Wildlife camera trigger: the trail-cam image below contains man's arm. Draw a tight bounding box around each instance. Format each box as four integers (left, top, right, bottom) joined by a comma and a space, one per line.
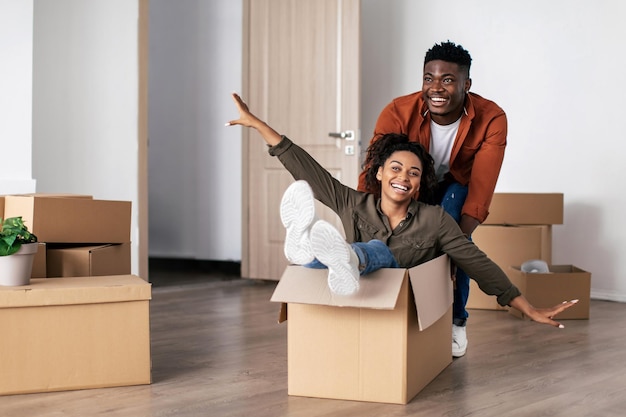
462, 112, 507, 224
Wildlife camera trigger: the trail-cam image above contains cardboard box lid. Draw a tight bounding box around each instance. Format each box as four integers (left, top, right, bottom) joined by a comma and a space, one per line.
0, 275, 151, 308
271, 255, 452, 331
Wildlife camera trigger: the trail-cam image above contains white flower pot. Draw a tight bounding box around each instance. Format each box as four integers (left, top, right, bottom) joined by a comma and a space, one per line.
0, 242, 38, 286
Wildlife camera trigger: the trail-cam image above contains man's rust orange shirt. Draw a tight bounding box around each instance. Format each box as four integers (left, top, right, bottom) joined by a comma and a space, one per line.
358, 91, 507, 223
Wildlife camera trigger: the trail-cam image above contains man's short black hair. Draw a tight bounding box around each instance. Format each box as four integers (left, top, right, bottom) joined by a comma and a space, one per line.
424, 41, 472, 76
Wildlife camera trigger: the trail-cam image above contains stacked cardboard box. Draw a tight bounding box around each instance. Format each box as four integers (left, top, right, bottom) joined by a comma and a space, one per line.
0, 275, 151, 395
467, 193, 564, 310
2, 194, 131, 278
271, 255, 453, 404
0, 194, 151, 395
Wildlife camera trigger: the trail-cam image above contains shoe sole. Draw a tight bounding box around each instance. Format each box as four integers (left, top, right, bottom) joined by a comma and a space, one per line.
280, 181, 316, 264
452, 346, 467, 358
310, 220, 359, 295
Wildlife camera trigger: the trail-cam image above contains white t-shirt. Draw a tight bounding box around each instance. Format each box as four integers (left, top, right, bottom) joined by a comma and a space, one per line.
430, 117, 462, 182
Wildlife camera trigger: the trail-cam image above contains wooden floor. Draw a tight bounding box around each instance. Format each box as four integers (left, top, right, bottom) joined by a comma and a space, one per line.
2, 261, 626, 417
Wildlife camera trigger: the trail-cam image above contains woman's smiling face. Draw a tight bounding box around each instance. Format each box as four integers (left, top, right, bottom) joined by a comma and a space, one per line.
376, 150, 422, 203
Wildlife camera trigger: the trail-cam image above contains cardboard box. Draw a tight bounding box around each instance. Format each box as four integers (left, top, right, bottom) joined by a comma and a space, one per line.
0, 275, 151, 395
46, 243, 131, 278
483, 193, 564, 225
467, 225, 552, 311
31, 242, 47, 278
3, 195, 131, 243
508, 265, 591, 320
271, 255, 453, 404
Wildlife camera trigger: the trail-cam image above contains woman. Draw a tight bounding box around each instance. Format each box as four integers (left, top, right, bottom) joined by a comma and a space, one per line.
226, 93, 576, 329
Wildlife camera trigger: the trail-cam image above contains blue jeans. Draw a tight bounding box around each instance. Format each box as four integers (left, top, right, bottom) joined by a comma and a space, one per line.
438, 181, 470, 326
304, 239, 398, 274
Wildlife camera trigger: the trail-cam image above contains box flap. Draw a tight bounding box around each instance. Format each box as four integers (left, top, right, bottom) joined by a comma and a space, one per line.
270, 265, 406, 309
0, 275, 151, 308
408, 255, 453, 331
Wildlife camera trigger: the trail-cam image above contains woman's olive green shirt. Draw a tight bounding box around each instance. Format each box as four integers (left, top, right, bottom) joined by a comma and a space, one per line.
269, 136, 521, 306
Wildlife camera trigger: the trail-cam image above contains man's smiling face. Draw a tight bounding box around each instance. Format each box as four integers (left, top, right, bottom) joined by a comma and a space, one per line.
422, 59, 471, 125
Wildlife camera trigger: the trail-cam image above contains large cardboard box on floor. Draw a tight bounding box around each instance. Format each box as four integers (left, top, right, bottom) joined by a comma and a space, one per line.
271, 255, 453, 405
468, 225, 552, 311
508, 265, 591, 320
46, 243, 131, 278
3, 195, 131, 243
0, 275, 151, 395
483, 193, 564, 225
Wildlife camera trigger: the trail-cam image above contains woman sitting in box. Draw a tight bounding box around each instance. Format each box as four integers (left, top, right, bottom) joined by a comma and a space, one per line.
225, 93, 577, 329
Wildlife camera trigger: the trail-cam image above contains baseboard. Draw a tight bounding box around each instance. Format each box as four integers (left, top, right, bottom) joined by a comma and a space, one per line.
591, 289, 626, 303
148, 258, 241, 285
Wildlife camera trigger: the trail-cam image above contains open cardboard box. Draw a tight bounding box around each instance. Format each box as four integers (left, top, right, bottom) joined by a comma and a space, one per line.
271, 255, 453, 405
0, 275, 151, 395
508, 265, 591, 320
468, 225, 552, 311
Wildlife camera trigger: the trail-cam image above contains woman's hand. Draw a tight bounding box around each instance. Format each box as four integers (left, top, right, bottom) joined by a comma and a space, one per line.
225, 93, 260, 128
509, 296, 579, 328
225, 93, 282, 146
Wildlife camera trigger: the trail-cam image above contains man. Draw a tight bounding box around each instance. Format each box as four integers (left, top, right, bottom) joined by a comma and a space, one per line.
358, 41, 507, 358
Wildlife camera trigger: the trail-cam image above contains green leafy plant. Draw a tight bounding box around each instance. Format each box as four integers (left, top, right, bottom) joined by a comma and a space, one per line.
0, 217, 38, 256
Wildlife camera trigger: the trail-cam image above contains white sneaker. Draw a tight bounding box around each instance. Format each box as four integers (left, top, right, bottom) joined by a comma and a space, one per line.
309, 220, 360, 296
280, 180, 316, 265
452, 324, 468, 358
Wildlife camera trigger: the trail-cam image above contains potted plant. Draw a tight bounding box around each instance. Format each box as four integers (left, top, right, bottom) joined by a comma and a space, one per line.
0, 216, 38, 286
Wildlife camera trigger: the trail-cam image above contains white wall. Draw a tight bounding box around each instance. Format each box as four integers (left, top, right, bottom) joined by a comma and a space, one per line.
31, 0, 141, 273
148, 0, 242, 261
361, 0, 626, 302
0, 0, 36, 194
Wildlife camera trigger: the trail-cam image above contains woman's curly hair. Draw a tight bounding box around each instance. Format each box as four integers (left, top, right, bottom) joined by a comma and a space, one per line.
362, 133, 438, 204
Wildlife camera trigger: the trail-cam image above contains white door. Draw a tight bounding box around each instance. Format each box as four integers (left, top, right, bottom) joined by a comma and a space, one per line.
242, 0, 361, 280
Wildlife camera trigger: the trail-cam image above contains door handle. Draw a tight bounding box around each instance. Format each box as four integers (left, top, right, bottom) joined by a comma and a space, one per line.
328, 130, 356, 156
328, 130, 355, 140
